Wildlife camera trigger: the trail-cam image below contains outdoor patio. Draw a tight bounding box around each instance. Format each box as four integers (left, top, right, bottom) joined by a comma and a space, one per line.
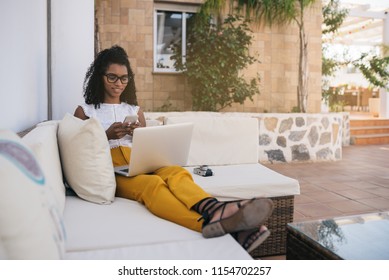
262, 142, 389, 259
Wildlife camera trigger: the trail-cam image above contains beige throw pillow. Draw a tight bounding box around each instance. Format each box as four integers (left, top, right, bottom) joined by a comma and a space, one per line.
58, 113, 116, 204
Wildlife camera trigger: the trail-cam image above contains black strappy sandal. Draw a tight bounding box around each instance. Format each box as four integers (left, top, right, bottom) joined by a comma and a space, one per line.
194, 197, 274, 238
231, 226, 271, 253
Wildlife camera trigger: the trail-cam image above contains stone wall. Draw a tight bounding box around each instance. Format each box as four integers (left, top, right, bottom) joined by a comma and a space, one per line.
342, 112, 351, 147
144, 112, 347, 164
253, 113, 343, 163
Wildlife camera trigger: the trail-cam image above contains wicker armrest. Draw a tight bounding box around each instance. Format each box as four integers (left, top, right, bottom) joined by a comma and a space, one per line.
250, 195, 294, 258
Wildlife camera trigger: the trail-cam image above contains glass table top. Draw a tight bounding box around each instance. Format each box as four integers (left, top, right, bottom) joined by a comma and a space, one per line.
288, 212, 389, 260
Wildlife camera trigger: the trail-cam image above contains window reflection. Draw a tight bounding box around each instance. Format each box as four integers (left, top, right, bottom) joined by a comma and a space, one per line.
155, 11, 193, 71
298, 219, 346, 252
317, 219, 346, 252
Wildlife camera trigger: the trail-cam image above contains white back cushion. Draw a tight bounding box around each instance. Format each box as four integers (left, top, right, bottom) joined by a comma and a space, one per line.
165, 116, 259, 166
145, 119, 163, 127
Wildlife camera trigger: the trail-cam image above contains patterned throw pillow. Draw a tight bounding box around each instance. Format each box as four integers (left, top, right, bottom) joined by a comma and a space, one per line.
0, 130, 65, 259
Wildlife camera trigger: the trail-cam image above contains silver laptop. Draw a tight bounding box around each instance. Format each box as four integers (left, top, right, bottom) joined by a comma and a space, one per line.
114, 122, 194, 177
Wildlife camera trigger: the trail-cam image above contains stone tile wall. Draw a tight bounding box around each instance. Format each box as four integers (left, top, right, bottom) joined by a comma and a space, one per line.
253, 113, 343, 163
144, 112, 348, 164
342, 112, 351, 146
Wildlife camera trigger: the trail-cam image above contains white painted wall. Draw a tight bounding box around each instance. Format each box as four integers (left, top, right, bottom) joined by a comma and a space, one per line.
0, 0, 48, 132
51, 0, 94, 120
0, 0, 94, 132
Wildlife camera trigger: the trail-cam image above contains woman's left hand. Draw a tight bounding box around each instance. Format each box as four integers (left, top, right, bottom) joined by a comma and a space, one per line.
128, 121, 142, 136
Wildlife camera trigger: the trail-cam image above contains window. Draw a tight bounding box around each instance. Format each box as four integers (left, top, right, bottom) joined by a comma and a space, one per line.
154, 9, 194, 73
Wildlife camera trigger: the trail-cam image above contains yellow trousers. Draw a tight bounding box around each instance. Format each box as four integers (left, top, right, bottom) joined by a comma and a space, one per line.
111, 146, 210, 232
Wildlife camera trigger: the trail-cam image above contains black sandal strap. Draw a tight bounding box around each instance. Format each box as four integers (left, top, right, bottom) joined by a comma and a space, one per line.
194, 198, 226, 225
193, 197, 216, 213
195, 198, 250, 226
198, 203, 226, 225
231, 229, 259, 250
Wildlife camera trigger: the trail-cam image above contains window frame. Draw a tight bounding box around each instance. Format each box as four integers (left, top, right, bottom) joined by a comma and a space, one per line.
153, 4, 197, 73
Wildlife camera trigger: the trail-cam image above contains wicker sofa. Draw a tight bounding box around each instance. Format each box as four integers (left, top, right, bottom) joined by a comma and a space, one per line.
1, 112, 299, 259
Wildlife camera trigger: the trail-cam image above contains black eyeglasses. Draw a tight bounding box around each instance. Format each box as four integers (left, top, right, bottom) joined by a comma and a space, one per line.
104, 73, 129, 84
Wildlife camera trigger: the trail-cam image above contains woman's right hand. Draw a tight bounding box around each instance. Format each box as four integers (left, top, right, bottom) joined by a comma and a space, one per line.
105, 122, 130, 140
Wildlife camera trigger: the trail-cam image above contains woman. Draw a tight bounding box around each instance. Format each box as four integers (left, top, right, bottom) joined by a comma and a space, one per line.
74, 45, 273, 253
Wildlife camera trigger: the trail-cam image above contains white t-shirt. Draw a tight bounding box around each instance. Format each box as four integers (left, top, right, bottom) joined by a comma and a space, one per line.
80, 102, 139, 148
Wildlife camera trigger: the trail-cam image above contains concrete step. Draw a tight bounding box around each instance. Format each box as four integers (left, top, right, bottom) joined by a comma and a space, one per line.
350, 118, 389, 145
350, 134, 389, 145
350, 119, 389, 127
350, 126, 389, 135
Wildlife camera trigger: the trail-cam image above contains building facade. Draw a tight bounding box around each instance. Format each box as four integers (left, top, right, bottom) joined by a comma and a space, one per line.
95, 0, 323, 113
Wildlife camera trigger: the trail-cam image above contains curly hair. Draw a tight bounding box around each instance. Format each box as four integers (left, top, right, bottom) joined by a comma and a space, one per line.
83, 45, 138, 108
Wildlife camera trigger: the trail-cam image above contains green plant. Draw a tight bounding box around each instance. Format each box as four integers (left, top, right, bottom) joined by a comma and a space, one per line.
155, 97, 180, 112
353, 52, 389, 89
322, 0, 348, 36
322, 45, 342, 77
322, 85, 347, 112
173, 14, 260, 111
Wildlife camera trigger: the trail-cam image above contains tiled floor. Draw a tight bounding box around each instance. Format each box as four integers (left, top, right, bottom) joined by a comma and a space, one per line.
261, 143, 389, 259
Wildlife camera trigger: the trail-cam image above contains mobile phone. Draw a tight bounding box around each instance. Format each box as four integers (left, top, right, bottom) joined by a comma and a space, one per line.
123, 115, 138, 124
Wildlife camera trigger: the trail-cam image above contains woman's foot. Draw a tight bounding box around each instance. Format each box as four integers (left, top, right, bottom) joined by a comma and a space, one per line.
206, 199, 250, 224
232, 225, 270, 253
193, 197, 274, 238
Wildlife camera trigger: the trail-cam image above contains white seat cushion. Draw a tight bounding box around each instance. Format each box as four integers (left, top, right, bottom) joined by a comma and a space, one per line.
63, 196, 252, 260
185, 163, 300, 200
64, 237, 250, 260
